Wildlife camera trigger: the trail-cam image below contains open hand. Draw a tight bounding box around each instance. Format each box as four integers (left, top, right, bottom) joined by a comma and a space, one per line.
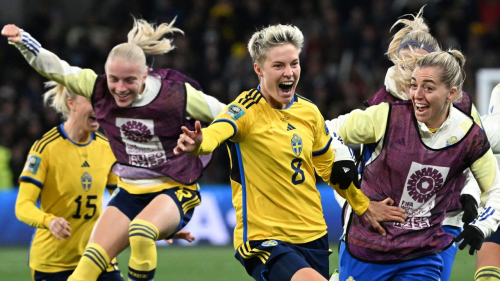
1, 24, 22, 43
363, 198, 407, 236
173, 121, 203, 155
48, 217, 71, 240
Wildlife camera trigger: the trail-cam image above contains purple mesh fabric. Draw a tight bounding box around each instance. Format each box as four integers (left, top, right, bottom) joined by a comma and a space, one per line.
347, 101, 490, 262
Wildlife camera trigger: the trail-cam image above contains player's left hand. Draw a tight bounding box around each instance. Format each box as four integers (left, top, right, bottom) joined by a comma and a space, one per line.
165, 229, 195, 243
330, 160, 359, 189
460, 194, 478, 225
455, 224, 484, 255
363, 198, 407, 236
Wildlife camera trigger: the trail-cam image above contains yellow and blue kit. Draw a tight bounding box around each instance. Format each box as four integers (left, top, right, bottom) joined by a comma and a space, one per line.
15, 124, 119, 278
192, 88, 370, 280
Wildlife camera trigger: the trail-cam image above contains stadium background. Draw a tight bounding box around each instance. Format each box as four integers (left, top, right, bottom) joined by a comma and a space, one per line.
0, 0, 499, 280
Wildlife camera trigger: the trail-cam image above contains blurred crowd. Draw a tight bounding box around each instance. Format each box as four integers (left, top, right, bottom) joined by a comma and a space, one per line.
0, 0, 499, 188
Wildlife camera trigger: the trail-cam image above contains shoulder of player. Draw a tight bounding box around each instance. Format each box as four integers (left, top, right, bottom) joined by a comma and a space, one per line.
30, 126, 64, 154
295, 94, 322, 114
233, 89, 265, 110
94, 131, 110, 143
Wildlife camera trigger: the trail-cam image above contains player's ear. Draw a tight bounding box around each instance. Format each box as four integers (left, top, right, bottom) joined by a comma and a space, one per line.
66, 97, 75, 111
254, 63, 263, 78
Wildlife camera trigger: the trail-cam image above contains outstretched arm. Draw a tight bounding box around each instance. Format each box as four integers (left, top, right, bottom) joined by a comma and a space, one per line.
2, 24, 97, 98
174, 120, 234, 155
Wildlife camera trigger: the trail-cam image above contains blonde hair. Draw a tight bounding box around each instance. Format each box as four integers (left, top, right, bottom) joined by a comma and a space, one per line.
248, 24, 304, 65
106, 17, 184, 70
415, 49, 466, 102
386, 6, 441, 95
42, 81, 77, 119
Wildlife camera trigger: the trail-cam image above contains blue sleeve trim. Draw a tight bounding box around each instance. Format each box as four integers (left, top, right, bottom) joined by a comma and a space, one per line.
213, 119, 238, 139
312, 137, 333, 156
19, 176, 43, 189
106, 184, 118, 190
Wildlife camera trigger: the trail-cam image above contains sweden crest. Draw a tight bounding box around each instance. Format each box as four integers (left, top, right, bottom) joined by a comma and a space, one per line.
291, 134, 303, 157
262, 240, 278, 247
81, 171, 92, 191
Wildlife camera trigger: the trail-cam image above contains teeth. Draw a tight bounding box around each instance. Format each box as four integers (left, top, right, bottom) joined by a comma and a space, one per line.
280, 82, 293, 85
416, 104, 428, 108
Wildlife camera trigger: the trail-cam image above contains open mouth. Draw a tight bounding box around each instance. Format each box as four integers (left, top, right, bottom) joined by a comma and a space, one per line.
416, 103, 429, 112
89, 115, 98, 125
278, 81, 294, 91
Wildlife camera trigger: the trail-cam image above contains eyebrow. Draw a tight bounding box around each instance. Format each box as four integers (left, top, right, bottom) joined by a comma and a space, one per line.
410, 76, 436, 84
108, 75, 138, 80
272, 59, 299, 64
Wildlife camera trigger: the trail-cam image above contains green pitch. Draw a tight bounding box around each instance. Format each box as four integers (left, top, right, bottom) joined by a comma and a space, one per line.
0, 245, 476, 280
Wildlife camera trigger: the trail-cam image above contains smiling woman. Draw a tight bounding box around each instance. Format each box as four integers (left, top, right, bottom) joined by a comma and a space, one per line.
2, 16, 225, 281
14, 82, 121, 281
329, 49, 500, 281
173, 24, 406, 281
410, 50, 465, 129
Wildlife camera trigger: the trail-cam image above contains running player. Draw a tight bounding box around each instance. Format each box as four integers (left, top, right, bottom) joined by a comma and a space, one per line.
174, 24, 407, 281
2, 17, 224, 281
332, 50, 500, 281
16, 82, 122, 281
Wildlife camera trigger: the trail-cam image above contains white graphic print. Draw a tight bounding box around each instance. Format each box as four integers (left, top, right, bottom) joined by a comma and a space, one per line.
116, 118, 167, 167
394, 162, 449, 230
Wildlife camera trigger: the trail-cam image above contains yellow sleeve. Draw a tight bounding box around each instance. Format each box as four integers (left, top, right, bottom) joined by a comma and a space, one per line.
470, 104, 484, 129
313, 113, 370, 215
106, 171, 118, 195
15, 182, 55, 229
339, 103, 390, 145
11, 31, 97, 99
194, 122, 235, 155
186, 83, 227, 123
471, 149, 500, 197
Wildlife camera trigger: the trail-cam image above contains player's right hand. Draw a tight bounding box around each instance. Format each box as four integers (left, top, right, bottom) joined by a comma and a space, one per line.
49, 217, 71, 240
363, 198, 407, 236
174, 121, 203, 155
1, 24, 22, 43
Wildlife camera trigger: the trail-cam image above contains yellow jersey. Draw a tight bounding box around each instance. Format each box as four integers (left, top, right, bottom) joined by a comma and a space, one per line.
17, 124, 117, 273
199, 89, 369, 248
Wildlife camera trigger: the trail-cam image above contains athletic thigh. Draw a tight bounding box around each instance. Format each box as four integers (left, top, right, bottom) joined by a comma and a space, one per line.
88, 206, 131, 259
135, 188, 201, 239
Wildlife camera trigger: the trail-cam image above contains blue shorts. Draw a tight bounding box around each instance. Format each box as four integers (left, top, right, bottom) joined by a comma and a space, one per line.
439, 225, 461, 281
235, 234, 330, 281
107, 187, 201, 238
33, 269, 122, 281
339, 241, 443, 281
485, 227, 500, 244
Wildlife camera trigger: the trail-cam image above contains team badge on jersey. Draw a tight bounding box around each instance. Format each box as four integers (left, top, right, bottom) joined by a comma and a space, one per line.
291, 134, 303, 157
81, 171, 92, 191
227, 104, 245, 121
25, 154, 41, 175
261, 240, 278, 247
446, 136, 458, 146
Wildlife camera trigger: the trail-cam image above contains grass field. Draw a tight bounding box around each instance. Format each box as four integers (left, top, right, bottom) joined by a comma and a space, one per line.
0, 245, 476, 280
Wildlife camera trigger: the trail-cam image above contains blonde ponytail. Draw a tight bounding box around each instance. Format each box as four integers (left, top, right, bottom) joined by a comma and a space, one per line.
42, 81, 77, 119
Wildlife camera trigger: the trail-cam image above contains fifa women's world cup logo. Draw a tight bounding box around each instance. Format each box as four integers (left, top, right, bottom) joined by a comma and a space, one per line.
395, 162, 449, 230
116, 118, 167, 168
121, 121, 153, 143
